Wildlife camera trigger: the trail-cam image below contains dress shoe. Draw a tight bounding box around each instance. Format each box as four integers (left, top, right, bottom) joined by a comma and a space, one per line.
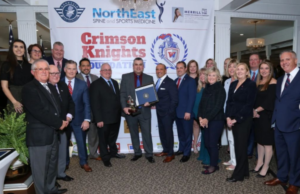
103, 161, 112, 167
202, 166, 219, 175
286, 185, 299, 194
81, 164, 92, 172
163, 155, 175, 163
57, 188, 68, 194
154, 152, 168, 157
131, 155, 142, 161
111, 154, 126, 159
55, 181, 61, 188
264, 178, 287, 186
146, 157, 155, 163
91, 156, 102, 161
180, 156, 190, 163
250, 165, 263, 173
226, 177, 243, 182
175, 150, 184, 156
57, 175, 74, 181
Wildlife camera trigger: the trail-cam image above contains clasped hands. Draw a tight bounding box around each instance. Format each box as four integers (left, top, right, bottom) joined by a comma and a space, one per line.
227, 118, 236, 128
253, 109, 260, 118
199, 117, 208, 128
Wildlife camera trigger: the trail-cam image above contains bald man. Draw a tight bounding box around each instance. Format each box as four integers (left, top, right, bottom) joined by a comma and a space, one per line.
90, 63, 124, 167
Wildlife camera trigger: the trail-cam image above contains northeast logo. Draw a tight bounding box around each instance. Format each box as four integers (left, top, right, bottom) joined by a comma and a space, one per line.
151, 33, 188, 69
54, 1, 85, 23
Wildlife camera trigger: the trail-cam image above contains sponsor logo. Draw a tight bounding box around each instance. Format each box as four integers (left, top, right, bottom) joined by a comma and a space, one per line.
151, 33, 188, 69
156, 143, 163, 149
124, 120, 141, 133
54, 1, 85, 23
127, 144, 134, 152
173, 142, 179, 149
156, 0, 166, 23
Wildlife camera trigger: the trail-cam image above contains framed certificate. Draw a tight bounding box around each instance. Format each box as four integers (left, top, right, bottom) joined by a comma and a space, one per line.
135, 84, 159, 106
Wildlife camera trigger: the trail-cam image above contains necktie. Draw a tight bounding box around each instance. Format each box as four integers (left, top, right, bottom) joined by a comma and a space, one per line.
284, 73, 291, 91
57, 61, 61, 72
43, 83, 51, 94
251, 72, 256, 81
86, 75, 91, 88
55, 84, 62, 102
108, 81, 115, 93
177, 77, 181, 89
137, 75, 141, 87
156, 78, 161, 91
68, 81, 73, 95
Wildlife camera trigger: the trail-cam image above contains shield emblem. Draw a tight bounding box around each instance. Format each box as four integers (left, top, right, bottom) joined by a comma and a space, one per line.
164, 48, 179, 63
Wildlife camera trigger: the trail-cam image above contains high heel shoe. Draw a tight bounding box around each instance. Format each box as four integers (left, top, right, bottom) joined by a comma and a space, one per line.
250, 165, 263, 173
256, 170, 270, 178
226, 177, 243, 182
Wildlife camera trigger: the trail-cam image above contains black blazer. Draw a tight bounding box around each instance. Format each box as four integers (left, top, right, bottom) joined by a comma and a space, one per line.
22, 79, 63, 147
56, 81, 75, 121
44, 56, 68, 80
225, 78, 257, 123
198, 81, 226, 121
90, 77, 121, 124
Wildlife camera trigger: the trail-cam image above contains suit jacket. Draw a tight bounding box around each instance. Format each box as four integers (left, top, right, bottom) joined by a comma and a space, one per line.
90, 77, 121, 124
225, 78, 257, 123
22, 79, 63, 146
45, 56, 68, 80
76, 73, 99, 83
56, 81, 75, 121
272, 69, 300, 132
156, 76, 178, 118
120, 72, 154, 119
70, 78, 91, 126
175, 74, 196, 119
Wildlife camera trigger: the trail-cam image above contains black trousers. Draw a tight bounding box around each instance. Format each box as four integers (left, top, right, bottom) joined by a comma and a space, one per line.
97, 121, 121, 162
231, 116, 252, 180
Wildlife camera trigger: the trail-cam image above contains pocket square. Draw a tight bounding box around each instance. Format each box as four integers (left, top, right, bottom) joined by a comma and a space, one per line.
160, 88, 166, 90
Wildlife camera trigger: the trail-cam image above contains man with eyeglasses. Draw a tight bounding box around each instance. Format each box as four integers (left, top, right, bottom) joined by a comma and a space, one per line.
22, 59, 68, 194
48, 65, 75, 183
90, 63, 125, 167
76, 58, 101, 162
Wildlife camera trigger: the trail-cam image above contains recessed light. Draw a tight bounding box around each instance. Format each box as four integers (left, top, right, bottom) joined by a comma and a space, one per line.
240, 34, 244, 36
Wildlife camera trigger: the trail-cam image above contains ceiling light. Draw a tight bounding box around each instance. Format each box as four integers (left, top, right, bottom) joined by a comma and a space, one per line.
240, 34, 244, 36
246, 20, 265, 50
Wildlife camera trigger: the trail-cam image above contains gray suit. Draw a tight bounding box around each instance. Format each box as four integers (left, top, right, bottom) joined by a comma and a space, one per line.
120, 72, 154, 157
76, 73, 100, 159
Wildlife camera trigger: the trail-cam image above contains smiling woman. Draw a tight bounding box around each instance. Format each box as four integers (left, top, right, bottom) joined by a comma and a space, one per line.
0, 39, 33, 113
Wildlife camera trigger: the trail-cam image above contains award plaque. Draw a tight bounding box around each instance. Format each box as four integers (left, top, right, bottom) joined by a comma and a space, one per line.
135, 84, 159, 106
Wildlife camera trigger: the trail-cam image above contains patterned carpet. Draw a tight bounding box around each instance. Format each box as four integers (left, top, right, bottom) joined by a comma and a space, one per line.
58, 148, 291, 194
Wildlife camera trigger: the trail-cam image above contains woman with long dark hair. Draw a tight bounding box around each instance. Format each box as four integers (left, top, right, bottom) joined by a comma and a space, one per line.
1, 39, 33, 113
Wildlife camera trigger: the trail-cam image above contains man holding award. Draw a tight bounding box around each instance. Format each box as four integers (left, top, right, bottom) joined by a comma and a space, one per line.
120, 57, 155, 163
154, 64, 178, 163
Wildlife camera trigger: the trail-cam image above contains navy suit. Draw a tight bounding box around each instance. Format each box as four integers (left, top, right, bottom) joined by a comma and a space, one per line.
156, 76, 178, 156
66, 78, 91, 166
272, 69, 300, 187
45, 56, 68, 80
174, 74, 196, 156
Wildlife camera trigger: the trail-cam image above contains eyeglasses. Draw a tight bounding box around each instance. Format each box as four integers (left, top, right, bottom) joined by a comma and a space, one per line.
32, 50, 41, 53
49, 72, 60, 76
101, 69, 112, 72
34, 68, 50, 71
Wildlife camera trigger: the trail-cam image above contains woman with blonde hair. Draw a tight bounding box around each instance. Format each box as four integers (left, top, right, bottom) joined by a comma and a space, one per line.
251, 60, 276, 178
226, 63, 257, 182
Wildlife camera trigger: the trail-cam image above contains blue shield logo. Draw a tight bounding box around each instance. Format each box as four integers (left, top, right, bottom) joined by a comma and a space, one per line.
55, 1, 85, 23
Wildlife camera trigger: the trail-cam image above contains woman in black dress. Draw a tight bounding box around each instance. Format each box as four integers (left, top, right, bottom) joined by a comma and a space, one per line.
1, 39, 33, 113
252, 60, 276, 177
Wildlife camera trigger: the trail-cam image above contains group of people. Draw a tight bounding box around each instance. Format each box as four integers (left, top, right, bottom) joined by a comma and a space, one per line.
1, 39, 299, 194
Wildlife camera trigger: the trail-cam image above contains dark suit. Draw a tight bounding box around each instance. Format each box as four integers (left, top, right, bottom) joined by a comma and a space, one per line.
226, 78, 257, 180
66, 78, 91, 166
272, 68, 300, 187
120, 72, 154, 157
90, 77, 121, 162
174, 74, 196, 156
54, 81, 75, 178
45, 56, 68, 80
76, 73, 100, 159
22, 79, 63, 194
156, 76, 178, 156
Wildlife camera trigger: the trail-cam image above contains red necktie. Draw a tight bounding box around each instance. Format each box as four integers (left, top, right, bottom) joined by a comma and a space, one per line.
86, 75, 91, 88
251, 72, 256, 81
177, 77, 181, 89
68, 81, 73, 95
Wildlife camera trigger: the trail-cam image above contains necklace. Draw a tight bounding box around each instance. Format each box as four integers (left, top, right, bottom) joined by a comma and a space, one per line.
18, 61, 23, 69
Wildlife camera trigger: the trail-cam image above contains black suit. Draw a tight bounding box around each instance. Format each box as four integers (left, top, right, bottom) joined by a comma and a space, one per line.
90, 77, 121, 162
45, 56, 68, 80
22, 79, 63, 194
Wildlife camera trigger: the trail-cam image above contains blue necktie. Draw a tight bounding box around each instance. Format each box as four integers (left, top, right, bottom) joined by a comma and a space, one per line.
137, 75, 141, 87
284, 73, 290, 91
156, 78, 161, 91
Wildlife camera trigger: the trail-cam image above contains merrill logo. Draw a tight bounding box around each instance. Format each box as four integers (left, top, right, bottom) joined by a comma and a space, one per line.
54, 1, 85, 23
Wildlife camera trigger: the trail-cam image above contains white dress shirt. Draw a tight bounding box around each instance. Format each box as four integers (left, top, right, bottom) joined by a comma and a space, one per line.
281, 67, 299, 94
156, 74, 167, 89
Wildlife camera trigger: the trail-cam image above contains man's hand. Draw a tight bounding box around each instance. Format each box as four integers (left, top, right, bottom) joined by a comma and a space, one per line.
81, 121, 90, 131
123, 107, 131, 115
97, 122, 104, 128
144, 102, 150, 107
59, 120, 68, 130
184, 113, 190, 120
